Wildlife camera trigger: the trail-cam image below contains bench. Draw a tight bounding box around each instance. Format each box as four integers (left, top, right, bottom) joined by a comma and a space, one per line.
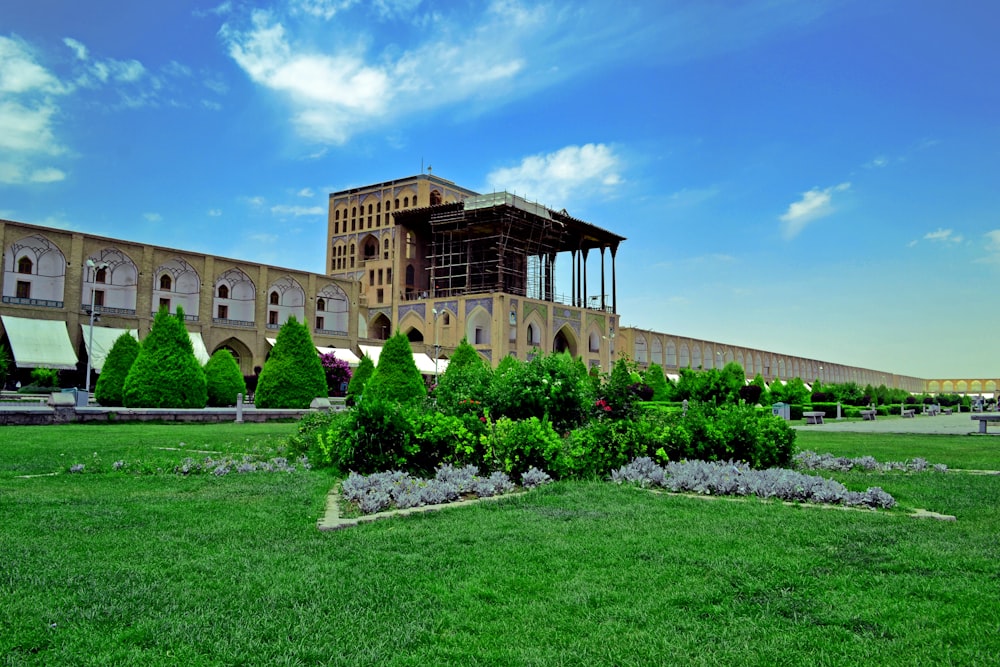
901, 409, 915, 418
860, 409, 877, 421
803, 411, 825, 425
971, 414, 1000, 434
942, 408, 953, 415
923, 405, 941, 416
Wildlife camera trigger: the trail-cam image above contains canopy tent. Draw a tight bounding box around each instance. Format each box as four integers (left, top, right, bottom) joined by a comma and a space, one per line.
188, 332, 211, 365
78, 325, 138, 373
2, 315, 78, 370
358, 344, 382, 365
268, 338, 362, 367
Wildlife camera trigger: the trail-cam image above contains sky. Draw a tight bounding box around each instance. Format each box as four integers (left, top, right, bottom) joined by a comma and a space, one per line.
2, 0, 998, 380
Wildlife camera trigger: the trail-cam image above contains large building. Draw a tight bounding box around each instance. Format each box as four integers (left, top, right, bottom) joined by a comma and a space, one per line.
0, 219, 360, 384
1, 173, 994, 395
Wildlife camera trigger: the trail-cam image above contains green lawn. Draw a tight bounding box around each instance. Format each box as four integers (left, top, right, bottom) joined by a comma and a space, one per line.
2, 424, 999, 665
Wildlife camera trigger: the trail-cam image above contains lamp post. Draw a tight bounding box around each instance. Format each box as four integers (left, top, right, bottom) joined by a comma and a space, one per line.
84, 259, 109, 393
432, 307, 441, 376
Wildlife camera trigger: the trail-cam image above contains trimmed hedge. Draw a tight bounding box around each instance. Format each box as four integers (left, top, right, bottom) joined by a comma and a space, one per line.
255, 316, 327, 409
363, 332, 426, 404
205, 349, 247, 407
94, 332, 140, 407
123, 307, 207, 409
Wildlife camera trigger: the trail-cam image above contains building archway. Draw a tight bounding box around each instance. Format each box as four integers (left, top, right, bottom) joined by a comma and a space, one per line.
214, 337, 254, 375
553, 325, 577, 357
369, 312, 392, 340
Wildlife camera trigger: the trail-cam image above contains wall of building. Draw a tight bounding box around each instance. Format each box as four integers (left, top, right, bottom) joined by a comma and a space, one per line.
0, 220, 361, 378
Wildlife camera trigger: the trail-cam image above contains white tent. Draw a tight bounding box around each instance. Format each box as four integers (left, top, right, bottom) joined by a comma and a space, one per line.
316, 346, 361, 367
359, 345, 447, 375
2, 315, 78, 370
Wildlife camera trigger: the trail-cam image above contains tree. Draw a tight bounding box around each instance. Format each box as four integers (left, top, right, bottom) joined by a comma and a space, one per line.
433, 338, 491, 414
643, 363, 669, 401
363, 332, 426, 404
123, 306, 207, 408
255, 316, 327, 409
346, 354, 374, 405
94, 332, 139, 406
205, 349, 248, 407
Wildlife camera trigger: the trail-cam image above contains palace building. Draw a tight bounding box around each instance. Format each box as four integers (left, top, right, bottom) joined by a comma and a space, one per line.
0, 173, 990, 395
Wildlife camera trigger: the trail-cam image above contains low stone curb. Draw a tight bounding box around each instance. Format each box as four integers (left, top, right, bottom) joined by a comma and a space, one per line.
317, 488, 527, 531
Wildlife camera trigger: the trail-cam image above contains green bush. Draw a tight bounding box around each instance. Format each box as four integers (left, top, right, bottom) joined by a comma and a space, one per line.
485, 352, 593, 433
809, 402, 843, 419
286, 410, 347, 467
557, 416, 663, 479
413, 410, 480, 467
255, 316, 327, 409
486, 416, 563, 477
123, 307, 207, 409
319, 397, 421, 473
433, 338, 491, 414
205, 349, 248, 407
0, 343, 9, 388
30, 367, 59, 388
94, 332, 139, 406
345, 354, 374, 405
363, 332, 426, 404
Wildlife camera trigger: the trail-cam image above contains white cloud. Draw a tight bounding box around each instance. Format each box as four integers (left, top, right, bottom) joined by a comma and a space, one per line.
271, 204, 325, 217
923, 228, 963, 244
297, 187, 314, 197
0, 36, 67, 94
220, 3, 540, 143
984, 230, 1000, 254
202, 99, 223, 111
63, 38, 89, 61
864, 155, 888, 169
779, 182, 850, 239
485, 144, 623, 208
144, 212, 162, 222
208, 209, 223, 217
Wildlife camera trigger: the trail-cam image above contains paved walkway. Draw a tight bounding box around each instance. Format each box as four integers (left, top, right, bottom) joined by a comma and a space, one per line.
792, 412, 992, 436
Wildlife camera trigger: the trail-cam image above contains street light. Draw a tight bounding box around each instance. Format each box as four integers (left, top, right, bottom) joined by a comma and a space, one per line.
84, 258, 109, 393
432, 308, 442, 377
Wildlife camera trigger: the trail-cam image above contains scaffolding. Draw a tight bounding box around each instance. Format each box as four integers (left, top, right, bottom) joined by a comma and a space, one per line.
394, 193, 624, 307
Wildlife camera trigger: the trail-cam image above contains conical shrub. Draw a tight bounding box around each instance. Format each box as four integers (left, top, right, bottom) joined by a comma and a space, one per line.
123, 307, 207, 408
94, 332, 139, 406
255, 316, 327, 409
363, 332, 426, 404
205, 349, 248, 407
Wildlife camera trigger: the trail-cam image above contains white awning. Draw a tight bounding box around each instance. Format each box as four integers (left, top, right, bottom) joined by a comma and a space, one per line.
78, 325, 138, 373
414, 353, 448, 375
189, 332, 211, 365
359, 345, 447, 375
667, 374, 680, 382
359, 344, 382, 365
2, 315, 78, 370
317, 346, 361, 367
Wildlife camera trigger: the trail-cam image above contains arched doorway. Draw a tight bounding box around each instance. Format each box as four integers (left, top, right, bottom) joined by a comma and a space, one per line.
553, 326, 577, 357
369, 312, 392, 340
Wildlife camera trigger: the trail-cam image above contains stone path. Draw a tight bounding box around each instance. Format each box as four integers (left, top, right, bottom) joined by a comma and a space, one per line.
793, 412, 991, 436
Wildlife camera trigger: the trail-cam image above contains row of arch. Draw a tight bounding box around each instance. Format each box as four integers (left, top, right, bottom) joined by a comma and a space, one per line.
3, 235, 349, 332
927, 380, 998, 394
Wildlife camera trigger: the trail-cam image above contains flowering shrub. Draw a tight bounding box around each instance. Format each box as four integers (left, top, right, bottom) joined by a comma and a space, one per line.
485, 415, 563, 476
485, 352, 593, 432
319, 352, 352, 396
611, 457, 896, 509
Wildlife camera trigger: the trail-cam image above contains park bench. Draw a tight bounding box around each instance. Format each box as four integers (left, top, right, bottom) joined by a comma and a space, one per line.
860, 409, 877, 421
923, 404, 941, 416
901, 409, 915, 418
803, 411, 825, 425
971, 414, 1000, 434
942, 407, 953, 415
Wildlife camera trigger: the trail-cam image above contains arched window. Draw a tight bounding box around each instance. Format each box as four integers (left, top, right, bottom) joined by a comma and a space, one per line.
160, 274, 172, 291
317, 298, 326, 311
352, 206, 357, 217
335, 209, 340, 220
218, 284, 229, 298
17, 256, 32, 274
269, 291, 279, 305
430, 190, 442, 205
364, 241, 377, 259
95, 267, 108, 283
394, 198, 399, 209
383, 238, 390, 258
368, 204, 373, 214
403, 196, 409, 207
405, 265, 415, 285
376, 202, 381, 212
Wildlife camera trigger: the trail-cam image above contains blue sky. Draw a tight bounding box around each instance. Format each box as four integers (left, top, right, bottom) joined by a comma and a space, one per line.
2, 0, 998, 379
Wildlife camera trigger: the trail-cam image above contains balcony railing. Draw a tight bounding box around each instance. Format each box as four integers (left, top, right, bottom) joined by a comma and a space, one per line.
213, 317, 255, 328
151, 311, 199, 321
3, 296, 62, 308
82, 304, 136, 316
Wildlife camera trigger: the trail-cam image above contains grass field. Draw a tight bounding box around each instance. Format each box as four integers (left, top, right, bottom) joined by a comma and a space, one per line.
2, 423, 999, 665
